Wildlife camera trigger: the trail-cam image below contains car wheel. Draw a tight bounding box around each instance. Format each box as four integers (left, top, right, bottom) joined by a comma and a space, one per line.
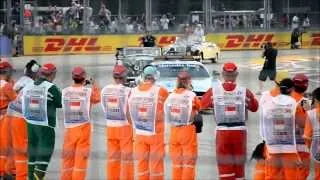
200, 52, 204, 63
211, 53, 218, 63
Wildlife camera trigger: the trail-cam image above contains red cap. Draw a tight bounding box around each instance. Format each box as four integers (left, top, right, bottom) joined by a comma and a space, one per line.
39, 63, 57, 75
293, 73, 309, 86
177, 70, 191, 81
0, 61, 13, 70
223, 62, 237, 72
72, 66, 86, 79
113, 65, 127, 77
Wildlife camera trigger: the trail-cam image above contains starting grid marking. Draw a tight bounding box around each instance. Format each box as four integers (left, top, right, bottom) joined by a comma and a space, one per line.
238, 55, 320, 84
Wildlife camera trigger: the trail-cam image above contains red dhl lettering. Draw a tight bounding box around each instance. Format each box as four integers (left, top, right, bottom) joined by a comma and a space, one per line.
311, 33, 320, 46
225, 34, 274, 48
158, 36, 176, 45
44, 37, 101, 52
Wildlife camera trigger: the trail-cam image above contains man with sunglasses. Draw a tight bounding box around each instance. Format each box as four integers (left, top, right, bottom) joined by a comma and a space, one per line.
101, 64, 134, 179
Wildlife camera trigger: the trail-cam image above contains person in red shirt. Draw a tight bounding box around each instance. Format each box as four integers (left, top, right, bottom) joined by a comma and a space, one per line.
201, 62, 258, 180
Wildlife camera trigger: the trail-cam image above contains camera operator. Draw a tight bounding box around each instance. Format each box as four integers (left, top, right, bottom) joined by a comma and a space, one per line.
140, 31, 156, 47
257, 42, 278, 95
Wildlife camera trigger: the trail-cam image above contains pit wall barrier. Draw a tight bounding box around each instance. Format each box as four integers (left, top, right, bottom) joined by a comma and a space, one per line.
23, 32, 320, 56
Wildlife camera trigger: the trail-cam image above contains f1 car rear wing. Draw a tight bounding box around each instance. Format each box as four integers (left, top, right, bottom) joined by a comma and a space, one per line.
116, 47, 162, 59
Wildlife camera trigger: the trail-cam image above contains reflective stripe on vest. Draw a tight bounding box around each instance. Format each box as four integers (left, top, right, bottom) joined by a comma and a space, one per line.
262, 95, 297, 154
62, 86, 91, 127
164, 90, 195, 126
213, 85, 246, 125
128, 85, 159, 135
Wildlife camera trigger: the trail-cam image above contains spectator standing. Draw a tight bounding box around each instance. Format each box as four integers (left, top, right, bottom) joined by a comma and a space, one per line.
302, 14, 310, 32
292, 14, 299, 30
98, 3, 111, 28
151, 17, 160, 32
160, 15, 169, 31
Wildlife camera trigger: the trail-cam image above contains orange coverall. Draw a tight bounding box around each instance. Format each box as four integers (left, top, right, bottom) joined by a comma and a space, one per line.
304, 105, 320, 180
261, 88, 301, 180
291, 90, 310, 180
168, 88, 201, 180
133, 82, 169, 180
60, 83, 101, 180
0, 80, 17, 177
105, 86, 133, 180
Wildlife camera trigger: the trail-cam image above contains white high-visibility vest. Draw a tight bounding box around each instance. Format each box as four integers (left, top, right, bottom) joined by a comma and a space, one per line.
308, 109, 320, 163
164, 90, 195, 126
213, 85, 246, 125
7, 76, 34, 118
22, 81, 53, 126
261, 94, 297, 154
101, 84, 131, 127
295, 97, 309, 153
62, 86, 91, 128
128, 85, 159, 136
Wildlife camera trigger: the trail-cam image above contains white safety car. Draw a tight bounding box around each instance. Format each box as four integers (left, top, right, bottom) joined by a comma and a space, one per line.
161, 36, 220, 63
150, 60, 212, 97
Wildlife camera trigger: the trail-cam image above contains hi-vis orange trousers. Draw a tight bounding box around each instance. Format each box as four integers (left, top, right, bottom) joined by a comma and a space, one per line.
253, 159, 265, 180
170, 125, 197, 180
61, 123, 91, 180
135, 133, 165, 180
297, 152, 310, 180
265, 153, 299, 180
106, 125, 134, 180
0, 115, 27, 180
315, 162, 320, 180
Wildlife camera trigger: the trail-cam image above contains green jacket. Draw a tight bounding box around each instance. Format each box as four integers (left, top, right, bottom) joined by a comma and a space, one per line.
34, 78, 62, 127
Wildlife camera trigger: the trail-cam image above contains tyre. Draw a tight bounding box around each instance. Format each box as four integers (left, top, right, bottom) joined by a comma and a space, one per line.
211, 53, 219, 63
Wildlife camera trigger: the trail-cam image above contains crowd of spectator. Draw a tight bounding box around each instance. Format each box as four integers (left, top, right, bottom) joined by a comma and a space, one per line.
0, 1, 317, 35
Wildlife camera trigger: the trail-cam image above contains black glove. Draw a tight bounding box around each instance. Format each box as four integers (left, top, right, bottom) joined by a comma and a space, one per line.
193, 113, 203, 133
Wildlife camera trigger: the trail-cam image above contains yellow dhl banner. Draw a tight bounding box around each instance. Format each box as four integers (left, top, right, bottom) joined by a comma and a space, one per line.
23, 32, 320, 55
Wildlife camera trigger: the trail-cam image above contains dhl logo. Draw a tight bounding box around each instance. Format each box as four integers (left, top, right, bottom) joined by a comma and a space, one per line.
311, 33, 320, 46
43, 37, 102, 52
138, 36, 176, 47
225, 34, 274, 48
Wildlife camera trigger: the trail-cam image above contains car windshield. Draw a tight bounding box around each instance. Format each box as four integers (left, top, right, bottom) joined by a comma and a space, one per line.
155, 63, 210, 78
122, 47, 161, 56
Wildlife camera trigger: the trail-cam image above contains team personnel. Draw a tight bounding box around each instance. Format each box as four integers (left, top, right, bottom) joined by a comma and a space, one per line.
60, 67, 101, 180
101, 65, 134, 179
291, 73, 310, 180
0, 60, 17, 179
2, 60, 40, 180
164, 70, 201, 180
257, 42, 278, 95
304, 87, 320, 180
128, 66, 169, 180
141, 31, 156, 47
22, 63, 62, 180
201, 62, 259, 180
260, 78, 301, 180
